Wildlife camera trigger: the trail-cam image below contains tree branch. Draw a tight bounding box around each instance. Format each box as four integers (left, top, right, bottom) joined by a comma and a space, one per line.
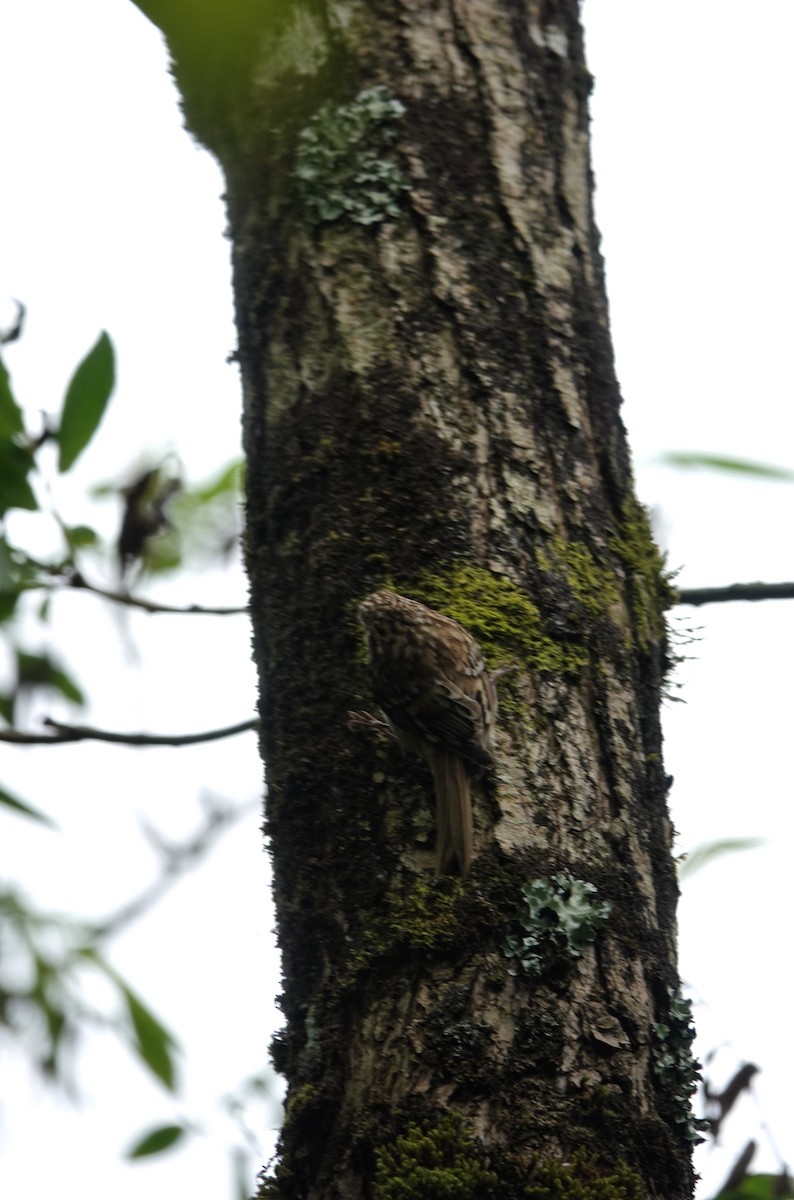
58, 572, 248, 615
1, 717, 258, 746
675, 581, 794, 607
26, 571, 794, 615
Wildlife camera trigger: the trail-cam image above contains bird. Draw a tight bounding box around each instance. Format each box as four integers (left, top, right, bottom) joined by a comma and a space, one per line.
357, 589, 497, 877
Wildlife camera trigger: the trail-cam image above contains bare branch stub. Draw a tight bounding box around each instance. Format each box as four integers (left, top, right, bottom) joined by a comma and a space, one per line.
676, 581, 794, 607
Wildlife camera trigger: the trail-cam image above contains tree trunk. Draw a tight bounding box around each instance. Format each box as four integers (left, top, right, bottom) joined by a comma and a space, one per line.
135, 1, 697, 1196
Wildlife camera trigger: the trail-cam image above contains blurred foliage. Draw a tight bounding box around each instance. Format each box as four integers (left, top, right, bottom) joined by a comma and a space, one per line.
0, 886, 178, 1091
125, 459, 241, 577
0, 323, 265, 1176
679, 837, 764, 881
0, 783, 55, 827
681, 842, 787, 1197
0, 332, 243, 734
718, 1173, 793, 1200
660, 452, 794, 481
0, 355, 37, 514
6, 647, 85, 723
126, 1122, 191, 1159
88, 458, 242, 578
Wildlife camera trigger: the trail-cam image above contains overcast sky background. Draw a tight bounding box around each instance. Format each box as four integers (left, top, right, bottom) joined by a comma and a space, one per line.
1, 2, 792, 1197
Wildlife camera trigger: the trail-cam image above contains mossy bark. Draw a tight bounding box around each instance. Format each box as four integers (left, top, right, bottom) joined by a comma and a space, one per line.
139, 0, 694, 1196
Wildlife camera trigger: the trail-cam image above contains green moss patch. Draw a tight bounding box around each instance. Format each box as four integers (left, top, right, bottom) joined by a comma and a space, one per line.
537, 537, 621, 617
346, 878, 465, 981
525, 1149, 644, 1199
609, 501, 675, 651
417, 564, 586, 675
374, 1113, 497, 1199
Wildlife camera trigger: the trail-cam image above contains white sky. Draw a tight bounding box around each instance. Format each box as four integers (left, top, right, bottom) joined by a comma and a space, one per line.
1, 2, 792, 1197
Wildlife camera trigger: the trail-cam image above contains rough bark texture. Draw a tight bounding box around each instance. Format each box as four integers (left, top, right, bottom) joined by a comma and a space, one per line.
139, 0, 696, 1196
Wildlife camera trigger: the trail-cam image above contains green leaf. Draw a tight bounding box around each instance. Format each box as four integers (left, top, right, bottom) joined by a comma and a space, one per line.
140, 543, 183, 576
679, 837, 764, 880
0, 592, 19, 623
0, 784, 57, 827
0, 438, 37, 515
0, 538, 23, 621
121, 984, 178, 1090
125, 1123, 189, 1159
64, 524, 100, 550
57, 332, 115, 472
47, 664, 84, 705
0, 356, 24, 437
16, 650, 85, 706
659, 451, 794, 481
0, 536, 43, 590
0, 360, 37, 513
76, 948, 179, 1089
193, 459, 243, 504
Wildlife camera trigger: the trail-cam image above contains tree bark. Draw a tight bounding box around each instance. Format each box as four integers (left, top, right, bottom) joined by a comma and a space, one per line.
135, 1, 697, 1196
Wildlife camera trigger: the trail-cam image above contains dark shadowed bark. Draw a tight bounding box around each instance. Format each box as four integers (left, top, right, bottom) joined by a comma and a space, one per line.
133, 1, 697, 1196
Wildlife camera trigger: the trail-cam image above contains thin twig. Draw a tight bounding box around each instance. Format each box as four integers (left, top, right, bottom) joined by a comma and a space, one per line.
675, 581, 794, 607
58, 573, 249, 615
91, 798, 258, 939
1, 717, 259, 746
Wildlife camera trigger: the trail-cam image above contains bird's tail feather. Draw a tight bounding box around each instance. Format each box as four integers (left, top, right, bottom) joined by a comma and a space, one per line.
431, 750, 473, 877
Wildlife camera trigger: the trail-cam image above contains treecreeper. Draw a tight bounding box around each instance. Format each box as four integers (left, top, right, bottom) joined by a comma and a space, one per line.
358, 590, 497, 877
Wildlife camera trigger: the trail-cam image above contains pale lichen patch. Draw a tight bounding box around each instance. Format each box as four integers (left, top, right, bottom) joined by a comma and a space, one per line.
254, 6, 329, 87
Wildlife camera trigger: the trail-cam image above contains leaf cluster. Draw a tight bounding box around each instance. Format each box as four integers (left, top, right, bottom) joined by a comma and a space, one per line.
0, 331, 114, 519
0, 333, 115, 725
